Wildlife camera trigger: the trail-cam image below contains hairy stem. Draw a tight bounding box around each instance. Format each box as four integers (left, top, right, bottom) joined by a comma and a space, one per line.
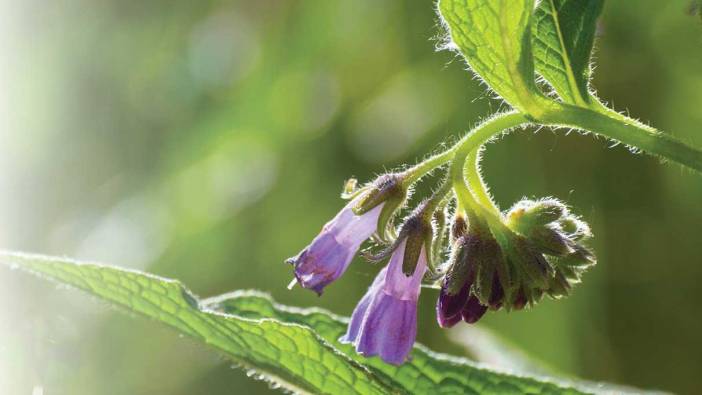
450, 112, 530, 223
465, 147, 501, 216
541, 104, 702, 172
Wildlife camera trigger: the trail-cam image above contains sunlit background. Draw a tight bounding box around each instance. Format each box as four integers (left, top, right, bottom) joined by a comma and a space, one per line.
1, 1, 701, 394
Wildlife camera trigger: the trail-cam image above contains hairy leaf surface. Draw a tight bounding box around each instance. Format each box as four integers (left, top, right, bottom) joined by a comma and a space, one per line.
2, 251, 654, 394
439, 0, 544, 114
532, 0, 604, 106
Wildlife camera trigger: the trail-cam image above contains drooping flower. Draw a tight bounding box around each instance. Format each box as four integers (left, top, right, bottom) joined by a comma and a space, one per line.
287, 174, 408, 295
286, 200, 384, 295
339, 238, 428, 365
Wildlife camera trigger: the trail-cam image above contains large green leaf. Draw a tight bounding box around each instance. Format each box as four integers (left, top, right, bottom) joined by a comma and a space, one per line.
532, 0, 604, 106
0, 252, 389, 395
438, 0, 545, 114
206, 291, 588, 395
2, 251, 644, 394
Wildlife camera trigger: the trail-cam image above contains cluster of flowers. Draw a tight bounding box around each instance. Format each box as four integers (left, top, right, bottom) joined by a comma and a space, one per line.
287, 172, 595, 365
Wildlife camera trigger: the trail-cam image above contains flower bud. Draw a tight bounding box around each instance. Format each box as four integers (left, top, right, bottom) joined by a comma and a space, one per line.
526, 225, 573, 256
505, 236, 554, 290
506, 198, 568, 231
461, 295, 488, 324
436, 234, 477, 327
472, 238, 507, 307
558, 216, 592, 241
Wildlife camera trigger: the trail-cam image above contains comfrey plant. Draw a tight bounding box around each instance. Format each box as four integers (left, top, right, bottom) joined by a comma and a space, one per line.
287, 0, 702, 366
4, 1, 702, 394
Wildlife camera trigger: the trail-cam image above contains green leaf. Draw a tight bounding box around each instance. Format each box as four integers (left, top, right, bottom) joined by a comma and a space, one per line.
206, 291, 591, 395
1, 251, 646, 394
0, 252, 389, 395
532, 0, 604, 106
438, 0, 546, 115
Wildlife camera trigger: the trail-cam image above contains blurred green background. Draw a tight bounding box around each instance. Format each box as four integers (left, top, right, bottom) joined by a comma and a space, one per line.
1, 1, 701, 394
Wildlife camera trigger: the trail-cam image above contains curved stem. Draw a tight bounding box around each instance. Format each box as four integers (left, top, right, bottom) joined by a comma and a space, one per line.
465, 147, 501, 216
541, 104, 702, 173
402, 149, 454, 184
449, 112, 530, 225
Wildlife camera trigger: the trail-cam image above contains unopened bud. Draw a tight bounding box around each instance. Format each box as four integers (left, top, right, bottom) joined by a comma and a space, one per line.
506, 198, 568, 232
461, 295, 488, 324
506, 236, 554, 290
527, 225, 573, 256
558, 216, 592, 241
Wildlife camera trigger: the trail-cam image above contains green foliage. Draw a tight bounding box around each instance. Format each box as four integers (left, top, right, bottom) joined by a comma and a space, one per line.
532, 0, 604, 106
0, 252, 598, 394
438, 0, 548, 115
439, 0, 702, 173
0, 252, 387, 395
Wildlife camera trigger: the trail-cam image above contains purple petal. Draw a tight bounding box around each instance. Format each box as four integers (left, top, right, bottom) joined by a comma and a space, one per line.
383, 240, 428, 301
461, 295, 488, 324
355, 291, 417, 365
288, 201, 384, 294
339, 267, 387, 344
291, 232, 353, 294
340, 239, 429, 365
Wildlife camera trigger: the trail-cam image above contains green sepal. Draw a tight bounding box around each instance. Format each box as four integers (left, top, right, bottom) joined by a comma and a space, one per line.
474, 258, 495, 306
507, 236, 554, 290
444, 235, 478, 295
431, 207, 448, 266
351, 173, 408, 243
506, 198, 568, 232
527, 225, 573, 256
547, 270, 572, 299
558, 215, 592, 241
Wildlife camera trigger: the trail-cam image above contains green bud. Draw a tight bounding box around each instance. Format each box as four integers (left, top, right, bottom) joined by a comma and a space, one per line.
552, 245, 596, 269
526, 225, 573, 256
464, 217, 511, 308
506, 198, 568, 232
558, 216, 592, 241
506, 236, 554, 290
444, 234, 478, 295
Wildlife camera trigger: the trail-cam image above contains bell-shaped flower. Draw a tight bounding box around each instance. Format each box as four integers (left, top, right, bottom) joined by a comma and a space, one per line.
286, 200, 384, 295
340, 237, 428, 365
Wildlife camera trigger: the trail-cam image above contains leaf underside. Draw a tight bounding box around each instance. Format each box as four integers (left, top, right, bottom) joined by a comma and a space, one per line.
532, 0, 604, 106
439, 0, 541, 113
1, 251, 600, 394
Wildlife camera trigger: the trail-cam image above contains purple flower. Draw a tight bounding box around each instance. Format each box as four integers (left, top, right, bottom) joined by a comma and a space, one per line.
287, 200, 384, 294
339, 239, 428, 365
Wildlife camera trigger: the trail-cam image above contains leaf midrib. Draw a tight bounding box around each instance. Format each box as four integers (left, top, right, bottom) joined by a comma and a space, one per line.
546, 0, 588, 106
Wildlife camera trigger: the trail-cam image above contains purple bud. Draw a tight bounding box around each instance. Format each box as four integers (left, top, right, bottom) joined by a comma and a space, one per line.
461, 295, 488, 324
436, 283, 469, 328
339, 239, 428, 365
287, 200, 384, 294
